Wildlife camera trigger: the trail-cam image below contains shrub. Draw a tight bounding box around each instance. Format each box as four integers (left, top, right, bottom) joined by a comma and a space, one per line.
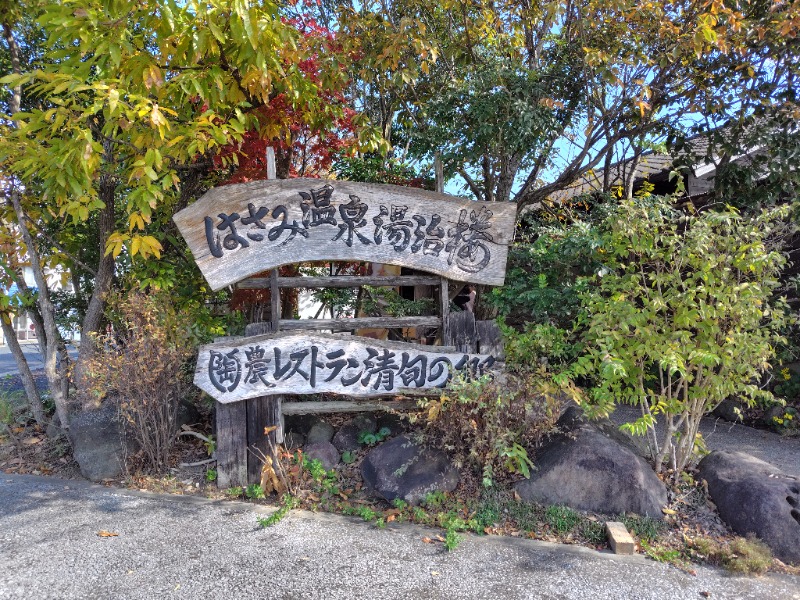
82, 292, 197, 472
571, 197, 789, 477
418, 370, 574, 487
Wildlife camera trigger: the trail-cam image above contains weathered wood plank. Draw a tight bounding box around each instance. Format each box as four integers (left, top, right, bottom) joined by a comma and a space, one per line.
173, 178, 517, 290
277, 316, 441, 331
270, 269, 280, 331
447, 311, 478, 353
439, 277, 450, 347
476, 319, 505, 359
282, 399, 418, 415
239, 275, 442, 289
194, 331, 496, 404
215, 400, 248, 488
246, 395, 283, 484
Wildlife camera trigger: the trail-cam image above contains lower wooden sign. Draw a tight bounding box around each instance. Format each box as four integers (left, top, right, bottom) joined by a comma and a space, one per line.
194, 331, 496, 404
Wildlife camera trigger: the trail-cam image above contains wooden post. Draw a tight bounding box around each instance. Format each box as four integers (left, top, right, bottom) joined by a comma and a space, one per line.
434, 154, 444, 194
439, 276, 450, 346
266, 146, 276, 180
270, 268, 280, 331
215, 400, 248, 488
246, 395, 284, 484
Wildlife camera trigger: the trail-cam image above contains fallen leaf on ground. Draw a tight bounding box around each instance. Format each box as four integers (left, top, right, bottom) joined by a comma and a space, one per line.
435, 535, 445, 542
97, 530, 118, 537
431, 571, 439, 576
422, 537, 434, 544
662, 508, 677, 515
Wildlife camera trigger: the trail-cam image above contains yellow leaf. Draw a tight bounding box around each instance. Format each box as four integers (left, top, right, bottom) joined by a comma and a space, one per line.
97, 530, 119, 537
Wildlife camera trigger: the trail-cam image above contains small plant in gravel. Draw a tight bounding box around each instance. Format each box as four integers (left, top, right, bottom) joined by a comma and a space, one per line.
444, 527, 464, 551
257, 494, 299, 528
205, 468, 217, 482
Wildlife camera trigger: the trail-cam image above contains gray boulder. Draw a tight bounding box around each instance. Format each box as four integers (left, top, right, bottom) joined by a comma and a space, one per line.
69, 404, 126, 482
306, 421, 335, 445
332, 414, 377, 453
304, 442, 340, 471
361, 435, 459, 505
515, 407, 668, 518
698, 451, 800, 564
712, 398, 746, 422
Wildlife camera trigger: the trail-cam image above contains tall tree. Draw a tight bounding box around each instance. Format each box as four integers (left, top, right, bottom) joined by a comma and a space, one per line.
0, 0, 364, 428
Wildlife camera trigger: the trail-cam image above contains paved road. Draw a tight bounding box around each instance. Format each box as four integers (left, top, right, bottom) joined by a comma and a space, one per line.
1, 475, 798, 600
0, 341, 78, 378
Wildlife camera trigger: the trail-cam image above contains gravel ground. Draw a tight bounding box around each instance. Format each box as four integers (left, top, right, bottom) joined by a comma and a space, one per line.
1, 474, 799, 600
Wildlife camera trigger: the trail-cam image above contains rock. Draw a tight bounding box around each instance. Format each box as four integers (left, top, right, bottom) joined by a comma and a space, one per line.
332, 414, 378, 453
515, 407, 668, 518
376, 413, 406, 437
284, 432, 306, 450
306, 421, 335, 445
68, 404, 126, 482
360, 435, 459, 505
304, 442, 340, 471
283, 414, 323, 436
351, 414, 378, 434
712, 398, 746, 422
698, 451, 800, 564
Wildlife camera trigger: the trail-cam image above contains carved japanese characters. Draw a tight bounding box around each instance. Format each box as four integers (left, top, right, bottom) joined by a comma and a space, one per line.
195, 332, 497, 403
174, 179, 517, 289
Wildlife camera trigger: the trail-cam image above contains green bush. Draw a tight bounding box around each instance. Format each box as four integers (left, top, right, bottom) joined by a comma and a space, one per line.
418, 371, 573, 487
570, 197, 789, 477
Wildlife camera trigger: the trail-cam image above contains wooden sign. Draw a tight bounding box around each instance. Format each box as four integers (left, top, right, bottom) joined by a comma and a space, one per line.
194, 331, 496, 404
173, 179, 517, 290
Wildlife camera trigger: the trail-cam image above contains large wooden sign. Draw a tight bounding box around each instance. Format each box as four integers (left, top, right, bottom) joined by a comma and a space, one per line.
195, 331, 496, 403
173, 179, 517, 290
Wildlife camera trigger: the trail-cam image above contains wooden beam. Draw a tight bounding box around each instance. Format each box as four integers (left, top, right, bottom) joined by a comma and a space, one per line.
277, 316, 440, 331
282, 399, 418, 415
238, 274, 442, 289
439, 277, 450, 347
270, 268, 280, 332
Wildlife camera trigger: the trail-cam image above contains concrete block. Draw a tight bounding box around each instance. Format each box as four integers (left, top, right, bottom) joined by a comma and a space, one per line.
606, 521, 635, 554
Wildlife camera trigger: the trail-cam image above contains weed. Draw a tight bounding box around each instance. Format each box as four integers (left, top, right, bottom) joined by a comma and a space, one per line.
545, 505, 581, 534
725, 536, 773, 574
341, 450, 356, 464
642, 541, 684, 565
392, 498, 409, 510
245, 484, 265, 500
580, 520, 607, 545
257, 494, 298, 528
225, 486, 243, 498
618, 514, 665, 544
205, 468, 217, 482
357, 426, 392, 446
444, 527, 463, 551
423, 491, 446, 508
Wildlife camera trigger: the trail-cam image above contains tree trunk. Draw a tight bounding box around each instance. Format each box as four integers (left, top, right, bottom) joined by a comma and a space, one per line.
0, 317, 46, 426
3, 19, 71, 433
